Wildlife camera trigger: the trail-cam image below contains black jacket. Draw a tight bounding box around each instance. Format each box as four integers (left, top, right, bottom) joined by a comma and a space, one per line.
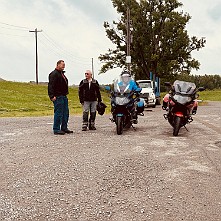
48, 69, 68, 99
79, 79, 102, 103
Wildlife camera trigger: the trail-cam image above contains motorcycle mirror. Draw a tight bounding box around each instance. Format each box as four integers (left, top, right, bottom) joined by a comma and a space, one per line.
198, 87, 205, 92
164, 82, 171, 87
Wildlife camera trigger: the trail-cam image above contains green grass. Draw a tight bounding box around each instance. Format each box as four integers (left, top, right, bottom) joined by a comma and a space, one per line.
160, 90, 221, 105
198, 90, 221, 101
0, 81, 220, 117
0, 81, 111, 117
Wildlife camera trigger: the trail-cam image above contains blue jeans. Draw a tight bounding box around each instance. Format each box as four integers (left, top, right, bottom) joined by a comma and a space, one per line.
53, 96, 69, 132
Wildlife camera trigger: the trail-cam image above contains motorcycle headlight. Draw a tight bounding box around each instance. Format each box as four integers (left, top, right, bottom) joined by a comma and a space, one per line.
115, 97, 130, 105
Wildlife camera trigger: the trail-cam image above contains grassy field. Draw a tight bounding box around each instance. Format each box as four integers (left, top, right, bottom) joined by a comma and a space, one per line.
161, 89, 221, 103
0, 81, 111, 117
0, 81, 220, 117
198, 90, 221, 101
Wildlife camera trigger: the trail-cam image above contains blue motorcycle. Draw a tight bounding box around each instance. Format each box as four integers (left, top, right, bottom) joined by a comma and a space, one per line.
106, 79, 144, 135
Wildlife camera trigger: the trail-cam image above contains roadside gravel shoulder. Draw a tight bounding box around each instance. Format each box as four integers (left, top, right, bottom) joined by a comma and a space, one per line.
0, 102, 220, 220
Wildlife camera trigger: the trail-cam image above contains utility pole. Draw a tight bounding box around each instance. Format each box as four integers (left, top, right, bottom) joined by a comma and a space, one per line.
91, 57, 94, 78
126, 4, 131, 72
29, 28, 42, 84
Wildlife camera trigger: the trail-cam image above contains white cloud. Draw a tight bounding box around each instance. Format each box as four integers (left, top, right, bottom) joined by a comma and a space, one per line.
0, 0, 121, 84
0, 0, 220, 85
182, 0, 221, 75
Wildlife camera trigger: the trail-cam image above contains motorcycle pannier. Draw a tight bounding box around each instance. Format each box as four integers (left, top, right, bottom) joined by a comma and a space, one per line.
136, 98, 144, 113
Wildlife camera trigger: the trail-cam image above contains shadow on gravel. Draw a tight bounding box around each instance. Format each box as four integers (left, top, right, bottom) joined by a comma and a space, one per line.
215, 141, 221, 148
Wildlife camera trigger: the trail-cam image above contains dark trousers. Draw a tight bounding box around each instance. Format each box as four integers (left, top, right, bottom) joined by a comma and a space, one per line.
53, 96, 69, 132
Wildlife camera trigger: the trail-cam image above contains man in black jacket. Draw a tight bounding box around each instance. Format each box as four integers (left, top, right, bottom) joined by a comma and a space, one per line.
79, 70, 102, 131
48, 60, 73, 135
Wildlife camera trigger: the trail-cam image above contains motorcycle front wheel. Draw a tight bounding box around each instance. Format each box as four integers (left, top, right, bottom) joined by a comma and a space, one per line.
116, 116, 124, 135
173, 116, 182, 136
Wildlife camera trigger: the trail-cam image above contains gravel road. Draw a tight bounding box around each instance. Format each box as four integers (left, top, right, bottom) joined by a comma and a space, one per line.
0, 102, 221, 221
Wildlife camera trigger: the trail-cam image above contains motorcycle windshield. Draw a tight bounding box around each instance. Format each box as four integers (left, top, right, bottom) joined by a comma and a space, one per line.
113, 78, 132, 105
113, 77, 132, 94
172, 80, 196, 105
173, 80, 196, 95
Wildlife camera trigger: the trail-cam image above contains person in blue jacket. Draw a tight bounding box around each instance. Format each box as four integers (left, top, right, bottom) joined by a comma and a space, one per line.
117, 70, 142, 123
118, 70, 142, 93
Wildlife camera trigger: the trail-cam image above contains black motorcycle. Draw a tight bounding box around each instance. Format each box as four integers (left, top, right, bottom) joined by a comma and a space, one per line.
163, 80, 205, 136
106, 79, 144, 135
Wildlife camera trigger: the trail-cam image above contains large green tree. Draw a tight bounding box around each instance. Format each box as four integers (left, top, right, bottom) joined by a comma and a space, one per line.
99, 0, 206, 80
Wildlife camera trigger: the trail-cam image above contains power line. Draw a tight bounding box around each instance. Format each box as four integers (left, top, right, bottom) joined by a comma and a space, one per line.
0, 25, 29, 31
38, 37, 63, 57
0, 21, 29, 30
40, 33, 91, 65
42, 32, 90, 62
38, 37, 91, 69
0, 32, 31, 37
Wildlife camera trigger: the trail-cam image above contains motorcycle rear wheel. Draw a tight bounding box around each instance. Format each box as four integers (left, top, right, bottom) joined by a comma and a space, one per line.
116, 116, 123, 135
173, 116, 181, 136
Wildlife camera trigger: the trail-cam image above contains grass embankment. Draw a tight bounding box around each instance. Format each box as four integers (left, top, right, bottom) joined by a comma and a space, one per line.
0, 81, 111, 117
161, 90, 221, 103
198, 90, 221, 101
0, 81, 220, 117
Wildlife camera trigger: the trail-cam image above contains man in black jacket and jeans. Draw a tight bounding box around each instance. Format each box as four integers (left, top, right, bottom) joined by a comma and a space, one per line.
48, 60, 73, 135
79, 70, 102, 131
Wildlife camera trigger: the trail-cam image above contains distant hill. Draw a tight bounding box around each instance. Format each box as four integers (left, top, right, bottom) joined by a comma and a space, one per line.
0, 77, 5, 81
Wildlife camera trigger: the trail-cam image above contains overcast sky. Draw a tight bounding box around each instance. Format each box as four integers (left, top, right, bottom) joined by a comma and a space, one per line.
0, 0, 220, 85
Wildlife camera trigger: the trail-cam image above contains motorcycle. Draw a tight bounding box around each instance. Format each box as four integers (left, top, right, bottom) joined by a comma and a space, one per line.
106, 79, 144, 135
163, 80, 205, 136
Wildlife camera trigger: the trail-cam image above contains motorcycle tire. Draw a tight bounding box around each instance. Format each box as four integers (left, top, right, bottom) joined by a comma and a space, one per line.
125, 116, 132, 128
173, 116, 181, 136
116, 116, 123, 135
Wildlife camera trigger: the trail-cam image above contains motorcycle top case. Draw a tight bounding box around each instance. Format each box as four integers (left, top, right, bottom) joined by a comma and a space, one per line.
136, 98, 145, 113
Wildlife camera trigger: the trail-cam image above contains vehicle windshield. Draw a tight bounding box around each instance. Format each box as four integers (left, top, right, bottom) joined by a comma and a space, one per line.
113, 76, 132, 94
173, 80, 196, 95
138, 82, 151, 89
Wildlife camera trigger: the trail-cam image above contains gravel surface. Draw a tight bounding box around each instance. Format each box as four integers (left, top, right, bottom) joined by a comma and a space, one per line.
0, 102, 221, 221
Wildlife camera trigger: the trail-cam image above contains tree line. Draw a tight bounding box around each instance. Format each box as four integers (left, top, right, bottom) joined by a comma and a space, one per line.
161, 73, 221, 91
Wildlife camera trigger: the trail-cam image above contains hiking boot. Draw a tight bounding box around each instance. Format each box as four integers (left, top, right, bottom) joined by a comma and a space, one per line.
82, 126, 87, 131
192, 109, 197, 115
132, 119, 138, 124
89, 125, 96, 130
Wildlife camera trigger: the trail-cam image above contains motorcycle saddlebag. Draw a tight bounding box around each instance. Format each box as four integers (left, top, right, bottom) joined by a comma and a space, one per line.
136, 98, 145, 113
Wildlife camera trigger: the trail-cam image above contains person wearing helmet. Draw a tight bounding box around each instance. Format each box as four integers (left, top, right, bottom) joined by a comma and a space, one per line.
118, 70, 141, 92
117, 70, 142, 123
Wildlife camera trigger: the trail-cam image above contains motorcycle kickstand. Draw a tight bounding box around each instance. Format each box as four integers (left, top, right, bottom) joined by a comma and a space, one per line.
131, 124, 136, 131
184, 125, 189, 132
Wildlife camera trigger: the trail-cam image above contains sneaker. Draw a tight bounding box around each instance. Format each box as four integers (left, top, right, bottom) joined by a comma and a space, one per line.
54, 131, 65, 135
63, 129, 73, 134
